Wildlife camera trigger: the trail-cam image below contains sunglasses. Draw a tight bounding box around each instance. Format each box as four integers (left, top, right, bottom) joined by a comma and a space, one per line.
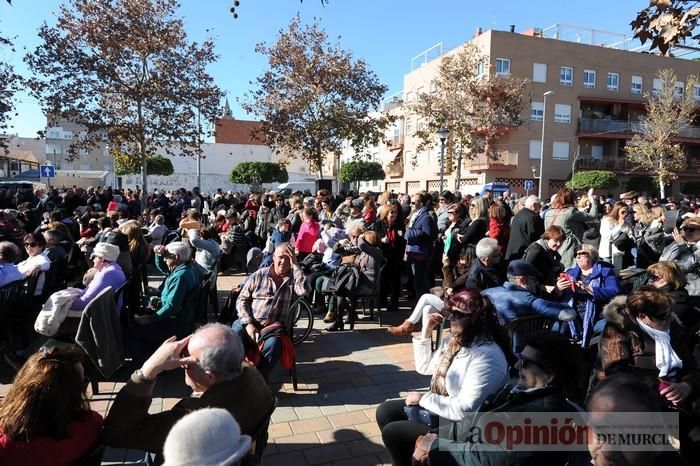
447, 210, 458, 214
647, 274, 660, 282
516, 353, 549, 372
681, 226, 699, 233
24, 242, 39, 248
575, 252, 590, 257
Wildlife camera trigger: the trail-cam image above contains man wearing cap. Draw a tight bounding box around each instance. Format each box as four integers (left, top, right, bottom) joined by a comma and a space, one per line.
482, 259, 576, 327
70, 242, 126, 311
103, 324, 274, 464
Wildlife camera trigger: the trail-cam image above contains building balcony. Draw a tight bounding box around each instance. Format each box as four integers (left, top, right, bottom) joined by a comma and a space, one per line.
386, 159, 404, 178
577, 155, 700, 173
578, 118, 700, 140
462, 151, 518, 171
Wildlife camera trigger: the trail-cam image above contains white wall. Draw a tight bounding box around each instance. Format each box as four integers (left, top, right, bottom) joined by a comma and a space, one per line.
120, 142, 315, 194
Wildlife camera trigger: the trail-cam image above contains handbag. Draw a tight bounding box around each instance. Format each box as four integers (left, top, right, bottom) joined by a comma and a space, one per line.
403, 405, 439, 429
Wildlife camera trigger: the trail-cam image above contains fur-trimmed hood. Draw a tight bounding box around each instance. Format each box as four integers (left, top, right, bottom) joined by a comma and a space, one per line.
602, 295, 631, 330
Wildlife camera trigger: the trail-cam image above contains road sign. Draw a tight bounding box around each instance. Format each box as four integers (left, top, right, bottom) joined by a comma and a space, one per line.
524, 179, 534, 191
40, 164, 56, 178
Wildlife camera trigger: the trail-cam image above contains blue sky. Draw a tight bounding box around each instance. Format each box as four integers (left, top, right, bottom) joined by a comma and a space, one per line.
1, 0, 649, 138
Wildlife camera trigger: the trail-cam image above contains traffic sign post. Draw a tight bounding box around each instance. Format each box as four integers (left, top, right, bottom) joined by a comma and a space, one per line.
40, 163, 55, 189
524, 179, 534, 196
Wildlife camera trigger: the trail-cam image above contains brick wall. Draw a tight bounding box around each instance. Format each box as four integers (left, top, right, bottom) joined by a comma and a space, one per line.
214, 119, 267, 145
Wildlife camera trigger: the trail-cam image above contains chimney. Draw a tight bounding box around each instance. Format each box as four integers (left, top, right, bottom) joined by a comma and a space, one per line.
475, 27, 482, 37
510, 25, 516, 33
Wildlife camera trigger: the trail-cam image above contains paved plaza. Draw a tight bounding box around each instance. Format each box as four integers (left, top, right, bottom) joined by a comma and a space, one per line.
0, 273, 429, 466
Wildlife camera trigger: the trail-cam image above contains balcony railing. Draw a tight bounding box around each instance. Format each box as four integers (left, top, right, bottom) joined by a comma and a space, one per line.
577, 155, 700, 172
462, 151, 518, 171
578, 118, 700, 139
387, 159, 404, 177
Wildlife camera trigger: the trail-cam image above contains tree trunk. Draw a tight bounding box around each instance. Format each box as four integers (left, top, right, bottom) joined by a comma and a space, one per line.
659, 158, 665, 199
137, 98, 147, 209
317, 143, 324, 180
455, 144, 463, 191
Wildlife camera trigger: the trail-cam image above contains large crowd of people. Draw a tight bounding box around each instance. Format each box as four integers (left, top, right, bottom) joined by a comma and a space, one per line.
0, 182, 699, 465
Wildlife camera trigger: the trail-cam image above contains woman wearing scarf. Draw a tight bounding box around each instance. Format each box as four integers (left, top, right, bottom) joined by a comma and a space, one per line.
597, 287, 700, 459
376, 289, 509, 466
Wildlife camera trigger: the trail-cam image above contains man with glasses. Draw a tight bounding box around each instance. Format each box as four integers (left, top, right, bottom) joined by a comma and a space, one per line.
405, 193, 437, 297
482, 260, 576, 340
103, 323, 274, 464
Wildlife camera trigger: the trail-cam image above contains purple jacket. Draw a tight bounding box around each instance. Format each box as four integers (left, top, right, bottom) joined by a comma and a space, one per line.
71, 262, 126, 311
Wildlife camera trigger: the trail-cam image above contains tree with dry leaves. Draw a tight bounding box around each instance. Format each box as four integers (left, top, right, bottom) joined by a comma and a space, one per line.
625, 69, 698, 198
0, 35, 23, 153
25, 0, 223, 197
411, 44, 528, 173
631, 0, 700, 56
242, 16, 393, 179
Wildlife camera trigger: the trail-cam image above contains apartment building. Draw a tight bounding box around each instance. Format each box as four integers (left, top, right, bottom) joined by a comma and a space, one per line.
381, 26, 700, 198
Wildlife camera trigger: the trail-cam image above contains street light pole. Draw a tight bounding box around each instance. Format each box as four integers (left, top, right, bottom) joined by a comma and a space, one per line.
538, 91, 553, 200
438, 128, 449, 192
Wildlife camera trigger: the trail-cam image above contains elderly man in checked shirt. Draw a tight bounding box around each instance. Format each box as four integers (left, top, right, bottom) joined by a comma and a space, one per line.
233, 242, 305, 379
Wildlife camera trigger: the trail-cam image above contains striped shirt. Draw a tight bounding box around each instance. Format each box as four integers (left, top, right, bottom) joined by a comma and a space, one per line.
236, 265, 306, 326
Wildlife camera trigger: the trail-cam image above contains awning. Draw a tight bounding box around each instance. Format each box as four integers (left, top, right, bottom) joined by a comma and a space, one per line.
382, 147, 403, 166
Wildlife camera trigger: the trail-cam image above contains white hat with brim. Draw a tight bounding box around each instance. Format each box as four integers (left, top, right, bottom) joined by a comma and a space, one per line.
162, 408, 252, 466
91, 242, 120, 263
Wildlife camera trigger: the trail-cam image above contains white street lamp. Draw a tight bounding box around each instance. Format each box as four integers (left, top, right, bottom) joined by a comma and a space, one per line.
538, 91, 554, 200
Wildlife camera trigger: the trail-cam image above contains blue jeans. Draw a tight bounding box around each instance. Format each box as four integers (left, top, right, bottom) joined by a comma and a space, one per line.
232, 319, 282, 381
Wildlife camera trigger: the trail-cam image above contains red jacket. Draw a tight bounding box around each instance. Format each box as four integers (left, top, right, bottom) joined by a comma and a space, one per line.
488, 218, 510, 254
0, 410, 103, 466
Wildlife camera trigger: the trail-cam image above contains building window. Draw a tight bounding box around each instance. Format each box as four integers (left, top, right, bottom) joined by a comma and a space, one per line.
554, 104, 572, 123
592, 145, 604, 160
406, 120, 414, 135
583, 69, 596, 88
694, 84, 700, 100
62, 130, 73, 140
406, 91, 414, 103
495, 58, 511, 76
553, 141, 570, 160
560, 66, 573, 86
392, 127, 400, 145
607, 73, 619, 91
430, 81, 437, 94
417, 118, 425, 132
631, 75, 643, 94
530, 101, 544, 121
45, 143, 62, 155
529, 140, 542, 159
416, 86, 424, 95
55, 160, 62, 170
533, 63, 547, 83
404, 150, 413, 164
652, 78, 663, 96
675, 81, 684, 96
476, 61, 485, 78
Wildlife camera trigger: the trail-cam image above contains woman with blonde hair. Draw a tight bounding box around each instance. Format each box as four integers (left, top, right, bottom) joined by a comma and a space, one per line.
646, 261, 695, 328
457, 196, 489, 249
0, 347, 103, 466
632, 203, 659, 268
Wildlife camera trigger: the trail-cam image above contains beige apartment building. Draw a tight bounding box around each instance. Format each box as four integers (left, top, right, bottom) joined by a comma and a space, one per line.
380, 26, 700, 198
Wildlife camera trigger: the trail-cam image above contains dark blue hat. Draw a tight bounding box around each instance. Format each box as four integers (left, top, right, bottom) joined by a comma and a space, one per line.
507, 260, 542, 279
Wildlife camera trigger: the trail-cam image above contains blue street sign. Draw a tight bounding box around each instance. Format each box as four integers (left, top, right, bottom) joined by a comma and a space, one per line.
40, 164, 56, 178
524, 179, 534, 191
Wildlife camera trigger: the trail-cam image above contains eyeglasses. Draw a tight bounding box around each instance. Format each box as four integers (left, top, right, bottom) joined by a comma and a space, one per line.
575, 252, 590, 257
24, 242, 39, 248
447, 211, 458, 215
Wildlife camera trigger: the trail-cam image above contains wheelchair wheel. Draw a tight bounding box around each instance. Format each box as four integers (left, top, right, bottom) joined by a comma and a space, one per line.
290, 297, 314, 346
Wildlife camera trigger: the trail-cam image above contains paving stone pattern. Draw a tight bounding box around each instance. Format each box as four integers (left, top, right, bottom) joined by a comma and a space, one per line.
0, 273, 429, 466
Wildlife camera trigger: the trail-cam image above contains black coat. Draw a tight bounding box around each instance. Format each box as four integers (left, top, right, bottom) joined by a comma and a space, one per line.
522, 240, 563, 286
505, 208, 544, 262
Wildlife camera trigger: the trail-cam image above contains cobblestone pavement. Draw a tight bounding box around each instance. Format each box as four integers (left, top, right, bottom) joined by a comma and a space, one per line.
0, 272, 429, 466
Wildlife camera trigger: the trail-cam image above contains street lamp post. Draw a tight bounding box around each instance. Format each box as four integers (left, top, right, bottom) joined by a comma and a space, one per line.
438, 128, 449, 192
538, 91, 553, 200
